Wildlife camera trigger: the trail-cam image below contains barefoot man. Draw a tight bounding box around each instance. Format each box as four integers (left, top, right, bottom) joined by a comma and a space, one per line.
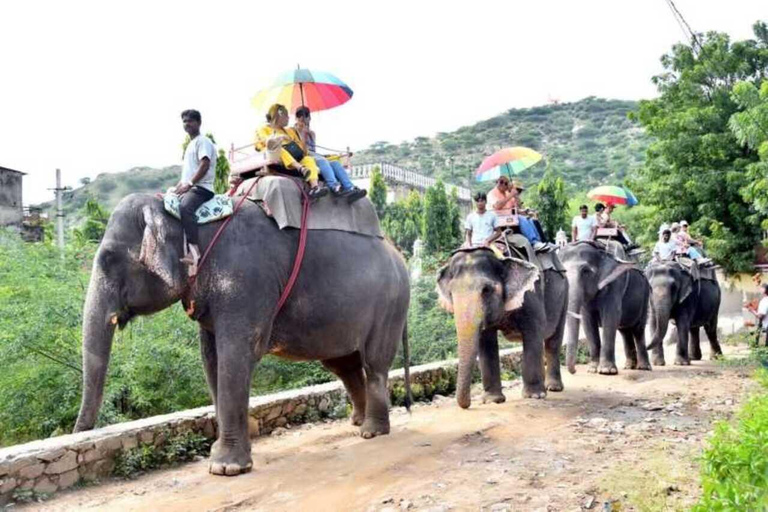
177, 109, 217, 276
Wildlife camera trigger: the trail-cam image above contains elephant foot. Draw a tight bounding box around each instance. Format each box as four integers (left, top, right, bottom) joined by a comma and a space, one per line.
598, 362, 618, 375
350, 410, 365, 427
674, 356, 691, 366
624, 359, 638, 370
690, 351, 703, 361
635, 361, 652, 371
482, 391, 506, 404
522, 384, 547, 399
360, 418, 390, 439
209, 440, 253, 477
652, 356, 666, 366
710, 351, 724, 361
545, 376, 564, 392
587, 362, 599, 373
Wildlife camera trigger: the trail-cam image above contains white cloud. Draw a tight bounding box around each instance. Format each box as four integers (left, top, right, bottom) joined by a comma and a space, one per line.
1, 0, 764, 204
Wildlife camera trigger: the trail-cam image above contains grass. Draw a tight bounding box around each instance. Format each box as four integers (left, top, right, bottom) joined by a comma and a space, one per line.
601, 441, 699, 512
692, 368, 768, 510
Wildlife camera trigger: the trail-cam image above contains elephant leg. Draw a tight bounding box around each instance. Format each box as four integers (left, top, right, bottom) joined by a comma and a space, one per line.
544, 316, 565, 392
360, 366, 391, 439
704, 318, 723, 359
621, 329, 637, 369
674, 318, 691, 366
598, 313, 620, 375
519, 312, 547, 399
209, 322, 260, 476
582, 310, 601, 373
478, 329, 505, 403
689, 328, 703, 361
322, 352, 367, 426
633, 325, 652, 371
199, 327, 218, 409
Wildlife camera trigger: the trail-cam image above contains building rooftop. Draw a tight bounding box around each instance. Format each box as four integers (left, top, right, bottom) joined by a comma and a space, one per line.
0, 166, 26, 175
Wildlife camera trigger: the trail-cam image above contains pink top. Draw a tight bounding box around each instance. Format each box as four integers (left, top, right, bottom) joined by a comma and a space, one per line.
487, 186, 518, 216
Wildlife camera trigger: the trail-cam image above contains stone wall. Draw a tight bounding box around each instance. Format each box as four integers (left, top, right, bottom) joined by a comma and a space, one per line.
0, 348, 523, 504
0, 169, 23, 227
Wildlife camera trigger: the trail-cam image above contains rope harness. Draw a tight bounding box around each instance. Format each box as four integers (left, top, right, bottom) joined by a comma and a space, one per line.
184, 177, 310, 320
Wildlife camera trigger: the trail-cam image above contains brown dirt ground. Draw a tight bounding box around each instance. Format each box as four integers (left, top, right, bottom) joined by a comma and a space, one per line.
29, 343, 756, 512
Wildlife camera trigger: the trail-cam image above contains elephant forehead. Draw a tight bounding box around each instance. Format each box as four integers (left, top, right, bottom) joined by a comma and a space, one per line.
650, 275, 677, 288
450, 274, 498, 294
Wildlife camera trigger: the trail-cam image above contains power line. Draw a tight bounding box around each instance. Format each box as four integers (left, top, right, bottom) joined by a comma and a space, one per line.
664, 0, 702, 52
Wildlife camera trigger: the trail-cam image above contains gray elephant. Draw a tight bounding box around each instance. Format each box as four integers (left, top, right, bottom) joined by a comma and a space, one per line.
436, 248, 568, 408
73, 193, 411, 476
645, 261, 723, 365
560, 241, 652, 375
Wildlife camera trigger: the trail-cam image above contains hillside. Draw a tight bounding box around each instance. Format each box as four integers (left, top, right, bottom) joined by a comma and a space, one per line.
41, 97, 649, 224
354, 97, 650, 191
42, 166, 180, 227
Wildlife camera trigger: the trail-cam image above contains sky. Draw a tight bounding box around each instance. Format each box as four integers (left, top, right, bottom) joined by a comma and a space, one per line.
2, 0, 765, 205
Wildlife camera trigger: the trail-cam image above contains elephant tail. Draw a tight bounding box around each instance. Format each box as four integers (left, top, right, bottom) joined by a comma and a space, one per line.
402, 321, 413, 412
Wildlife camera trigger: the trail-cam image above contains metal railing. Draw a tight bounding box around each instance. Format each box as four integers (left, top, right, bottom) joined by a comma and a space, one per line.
349, 163, 471, 202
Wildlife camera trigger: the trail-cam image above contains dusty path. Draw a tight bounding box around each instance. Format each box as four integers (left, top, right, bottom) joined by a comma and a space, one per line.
34, 343, 755, 512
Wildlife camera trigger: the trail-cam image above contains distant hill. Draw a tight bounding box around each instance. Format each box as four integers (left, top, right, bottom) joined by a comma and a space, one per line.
353, 96, 649, 192
40, 97, 649, 226
40, 166, 180, 227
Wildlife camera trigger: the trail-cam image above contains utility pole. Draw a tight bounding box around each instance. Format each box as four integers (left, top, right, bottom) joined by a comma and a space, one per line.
55, 169, 65, 250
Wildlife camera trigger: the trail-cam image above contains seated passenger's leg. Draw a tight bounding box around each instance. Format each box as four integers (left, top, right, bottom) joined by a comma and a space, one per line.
687, 247, 703, 259
329, 160, 367, 202
532, 218, 548, 243
330, 160, 354, 190
179, 186, 214, 274
314, 155, 340, 191
518, 216, 541, 244
299, 157, 328, 200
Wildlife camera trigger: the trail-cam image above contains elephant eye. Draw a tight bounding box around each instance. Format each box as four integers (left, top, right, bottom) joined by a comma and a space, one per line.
481, 284, 493, 296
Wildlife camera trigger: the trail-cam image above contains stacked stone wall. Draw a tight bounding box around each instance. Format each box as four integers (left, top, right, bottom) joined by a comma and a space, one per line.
0, 348, 523, 504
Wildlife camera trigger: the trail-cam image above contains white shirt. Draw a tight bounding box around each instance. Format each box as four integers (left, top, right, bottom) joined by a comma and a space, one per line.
181, 135, 217, 192
654, 239, 679, 260
571, 215, 596, 241
465, 211, 498, 246
758, 296, 768, 328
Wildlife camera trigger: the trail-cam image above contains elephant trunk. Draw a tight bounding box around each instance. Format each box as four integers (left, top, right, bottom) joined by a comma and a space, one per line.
453, 296, 483, 409
73, 267, 118, 432
565, 287, 584, 374
647, 293, 672, 351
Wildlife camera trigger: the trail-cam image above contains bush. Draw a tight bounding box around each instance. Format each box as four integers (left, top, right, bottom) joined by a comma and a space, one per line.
693, 369, 768, 510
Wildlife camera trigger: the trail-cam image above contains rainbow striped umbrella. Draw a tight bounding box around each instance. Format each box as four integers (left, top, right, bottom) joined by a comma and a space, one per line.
252, 67, 353, 114
587, 185, 638, 206
475, 147, 543, 182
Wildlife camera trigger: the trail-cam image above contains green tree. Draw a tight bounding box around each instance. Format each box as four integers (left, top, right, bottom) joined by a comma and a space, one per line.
369, 166, 388, 219
630, 21, 768, 273
422, 180, 455, 256
530, 166, 569, 240
73, 197, 109, 244
730, 79, 768, 224
381, 190, 422, 256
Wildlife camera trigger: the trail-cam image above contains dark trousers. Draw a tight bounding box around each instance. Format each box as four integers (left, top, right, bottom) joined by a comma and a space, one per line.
180, 186, 214, 246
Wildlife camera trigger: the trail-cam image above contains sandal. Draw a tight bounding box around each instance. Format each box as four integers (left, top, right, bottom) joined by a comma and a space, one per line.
307, 186, 329, 201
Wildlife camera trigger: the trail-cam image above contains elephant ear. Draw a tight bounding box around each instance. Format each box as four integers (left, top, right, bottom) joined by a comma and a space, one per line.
597, 259, 635, 290
139, 204, 183, 292
503, 258, 539, 311
435, 264, 454, 313
678, 273, 694, 304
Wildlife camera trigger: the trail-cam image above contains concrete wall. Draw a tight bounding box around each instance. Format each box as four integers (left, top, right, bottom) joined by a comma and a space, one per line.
0, 348, 523, 505
0, 170, 23, 227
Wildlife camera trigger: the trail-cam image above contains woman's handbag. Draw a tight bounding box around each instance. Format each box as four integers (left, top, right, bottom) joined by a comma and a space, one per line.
282, 140, 305, 162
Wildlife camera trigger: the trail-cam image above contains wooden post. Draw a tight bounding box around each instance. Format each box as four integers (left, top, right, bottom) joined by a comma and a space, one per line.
55, 169, 65, 252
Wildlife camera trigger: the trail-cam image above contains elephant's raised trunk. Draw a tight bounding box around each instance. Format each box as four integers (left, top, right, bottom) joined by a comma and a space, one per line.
647, 292, 672, 351
453, 295, 483, 409
73, 265, 118, 432
565, 286, 584, 374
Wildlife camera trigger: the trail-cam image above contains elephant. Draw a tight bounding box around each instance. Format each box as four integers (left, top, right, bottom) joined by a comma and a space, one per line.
559, 241, 652, 375
645, 261, 723, 365
436, 247, 568, 408
72, 193, 411, 476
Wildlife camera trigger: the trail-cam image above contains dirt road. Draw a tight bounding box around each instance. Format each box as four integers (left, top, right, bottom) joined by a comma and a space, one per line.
34, 343, 755, 512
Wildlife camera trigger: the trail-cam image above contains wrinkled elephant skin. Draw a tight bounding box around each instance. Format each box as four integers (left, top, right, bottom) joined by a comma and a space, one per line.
73, 194, 411, 476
